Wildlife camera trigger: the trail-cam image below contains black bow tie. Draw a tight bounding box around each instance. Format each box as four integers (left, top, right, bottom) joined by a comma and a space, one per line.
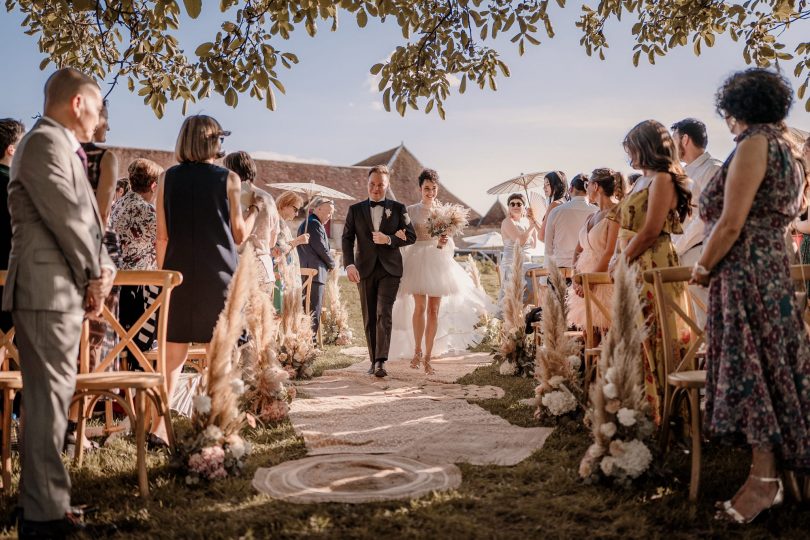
369, 200, 386, 208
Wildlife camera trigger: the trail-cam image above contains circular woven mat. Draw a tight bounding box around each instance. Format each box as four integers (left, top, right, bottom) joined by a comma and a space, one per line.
252, 454, 461, 503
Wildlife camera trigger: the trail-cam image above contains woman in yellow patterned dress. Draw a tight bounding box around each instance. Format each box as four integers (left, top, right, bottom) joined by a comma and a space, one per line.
608, 120, 693, 424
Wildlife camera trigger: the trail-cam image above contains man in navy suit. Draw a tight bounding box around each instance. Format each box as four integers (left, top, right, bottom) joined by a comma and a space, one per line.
297, 196, 336, 338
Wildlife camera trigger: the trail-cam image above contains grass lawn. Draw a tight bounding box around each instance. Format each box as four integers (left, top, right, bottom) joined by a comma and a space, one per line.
1, 265, 808, 538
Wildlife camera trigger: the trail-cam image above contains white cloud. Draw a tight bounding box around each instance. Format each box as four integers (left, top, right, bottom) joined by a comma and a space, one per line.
250, 151, 331, 165
370, 101, 384, 111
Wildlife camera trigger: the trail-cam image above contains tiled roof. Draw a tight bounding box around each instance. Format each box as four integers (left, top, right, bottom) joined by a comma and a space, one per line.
478, 200, 507, 226
109, 143, 479, 221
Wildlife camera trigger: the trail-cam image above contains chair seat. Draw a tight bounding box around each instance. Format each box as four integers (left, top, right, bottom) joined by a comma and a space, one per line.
585, 347, 602, 357
144, 345, 206, 361
668, 370, 706, 388
76, 371, 164, 390
565, 330, 584, 340
0, 372, 22, 390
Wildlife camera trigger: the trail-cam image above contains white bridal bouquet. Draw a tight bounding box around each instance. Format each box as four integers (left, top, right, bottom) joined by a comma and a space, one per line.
426, 201, 470, 249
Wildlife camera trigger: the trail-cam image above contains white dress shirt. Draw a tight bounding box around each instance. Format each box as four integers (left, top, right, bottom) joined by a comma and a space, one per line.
370, 198, 384, 231
544, 196, 597, 268
674, 152, 723, 255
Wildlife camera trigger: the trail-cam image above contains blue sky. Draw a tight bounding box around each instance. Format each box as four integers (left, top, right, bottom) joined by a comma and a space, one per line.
1, 4, 808, 213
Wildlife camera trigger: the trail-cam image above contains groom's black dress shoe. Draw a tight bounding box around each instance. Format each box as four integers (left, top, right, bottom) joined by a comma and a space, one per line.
374, 360, 387, 378
367, 363, 375, 375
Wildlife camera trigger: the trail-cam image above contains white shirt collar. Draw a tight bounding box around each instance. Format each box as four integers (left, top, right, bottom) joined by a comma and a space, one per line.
369, 197, 386, 203
42, 115, 81, 152
685, 151, 711, 175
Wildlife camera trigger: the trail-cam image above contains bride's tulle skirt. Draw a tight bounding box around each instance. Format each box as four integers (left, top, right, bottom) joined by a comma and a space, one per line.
389, 240, 495, 360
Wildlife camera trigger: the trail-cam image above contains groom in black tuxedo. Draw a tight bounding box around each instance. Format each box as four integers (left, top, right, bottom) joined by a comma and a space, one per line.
342, 165, 416, 377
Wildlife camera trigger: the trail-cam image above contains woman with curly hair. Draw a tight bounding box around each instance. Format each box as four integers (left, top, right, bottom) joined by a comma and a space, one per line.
608, 119, 692, 424
691, 68, 810, 524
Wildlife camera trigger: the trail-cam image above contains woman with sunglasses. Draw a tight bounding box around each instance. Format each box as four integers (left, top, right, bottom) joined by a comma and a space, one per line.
499, 193, 541, 302
272, 190, 310, 311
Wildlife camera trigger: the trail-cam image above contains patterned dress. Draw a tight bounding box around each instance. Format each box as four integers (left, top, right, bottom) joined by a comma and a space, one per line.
609, 182, 690, 424
701, 124, 810, 468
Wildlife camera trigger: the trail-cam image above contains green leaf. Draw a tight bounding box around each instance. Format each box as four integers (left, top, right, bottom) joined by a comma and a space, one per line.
459, 75, 467, 94
266, 87, 276, 111
370, 63, 384, 75
357, 10, 368, 28
183, 0, 202, 19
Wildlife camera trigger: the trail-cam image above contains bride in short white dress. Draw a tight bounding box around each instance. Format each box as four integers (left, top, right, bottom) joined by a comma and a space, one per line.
388, 171, 493, 373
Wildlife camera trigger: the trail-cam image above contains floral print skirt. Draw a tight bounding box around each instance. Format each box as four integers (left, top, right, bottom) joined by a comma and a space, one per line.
704, 229, 810, 469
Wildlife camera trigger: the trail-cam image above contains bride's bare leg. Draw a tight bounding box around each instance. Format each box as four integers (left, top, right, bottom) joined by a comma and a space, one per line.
423, 296, 441, 374
411, 295, 426, 368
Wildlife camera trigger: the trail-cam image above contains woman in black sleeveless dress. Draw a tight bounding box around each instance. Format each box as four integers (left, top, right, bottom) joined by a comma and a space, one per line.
154, 115, 261, 445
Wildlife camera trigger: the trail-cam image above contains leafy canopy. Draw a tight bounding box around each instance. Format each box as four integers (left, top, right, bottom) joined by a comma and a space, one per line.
6, 0, 809, 118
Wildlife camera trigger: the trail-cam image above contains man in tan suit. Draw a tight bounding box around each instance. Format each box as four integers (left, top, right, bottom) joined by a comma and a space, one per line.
3, 68, 114, 537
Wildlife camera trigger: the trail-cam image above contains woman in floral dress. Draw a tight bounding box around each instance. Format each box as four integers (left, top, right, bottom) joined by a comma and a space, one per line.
692, 68, 810, 524
608, 120, 692, 424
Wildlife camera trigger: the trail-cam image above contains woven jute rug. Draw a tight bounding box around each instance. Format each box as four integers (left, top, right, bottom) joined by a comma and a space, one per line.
252, 454, 461, 504
253, 352, 552, 503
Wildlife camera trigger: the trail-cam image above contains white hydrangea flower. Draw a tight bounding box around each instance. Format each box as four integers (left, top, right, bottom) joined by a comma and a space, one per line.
613, 439, 652, 479
567, 355, 581, 371
600, 456, 616, 476
599, 422, 617, 438
603, 383, 618, 399
204, 425, 223, 442
499, 360, 516, 375
231, 378, 246, 396
541, 390, 578, 416
193, 394, 211, 415
548, 375, 566, 388
605, 367, 617, 383
617, 408, 637, 427
228, 436, 246, 460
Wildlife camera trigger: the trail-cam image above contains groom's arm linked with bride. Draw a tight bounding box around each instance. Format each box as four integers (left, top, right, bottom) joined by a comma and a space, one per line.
342, 191, 416, 376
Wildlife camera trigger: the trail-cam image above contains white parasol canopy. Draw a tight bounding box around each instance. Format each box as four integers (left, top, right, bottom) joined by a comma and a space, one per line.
267, 181, 354, 201
486, 172, 552, 197
462, 231, 504, 249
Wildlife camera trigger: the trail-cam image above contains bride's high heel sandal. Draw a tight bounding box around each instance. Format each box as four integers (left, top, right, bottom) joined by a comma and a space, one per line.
715, 475, 784, 524
423, 356, 435, 375
410, 351, 422, 370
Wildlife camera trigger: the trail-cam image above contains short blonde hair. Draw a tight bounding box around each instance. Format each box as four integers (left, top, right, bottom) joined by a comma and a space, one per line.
175, 115, 225, 163
275, 190, 304, 212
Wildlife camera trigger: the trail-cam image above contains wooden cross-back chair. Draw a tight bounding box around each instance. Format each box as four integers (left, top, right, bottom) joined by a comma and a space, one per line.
573, 272, 613, 393
73, 269, 182, 497
299, 268, 322, 347
0, 271, 22, 494
644, 266, 706, 502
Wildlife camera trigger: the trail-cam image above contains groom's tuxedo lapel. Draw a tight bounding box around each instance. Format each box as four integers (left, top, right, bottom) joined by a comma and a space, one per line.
362, 199, 373, 232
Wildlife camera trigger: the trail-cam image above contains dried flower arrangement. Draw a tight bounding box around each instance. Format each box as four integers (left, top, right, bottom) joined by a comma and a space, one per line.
534, 260, 584, 422
426, 201, 470, 249
579, 258, 654, 486
493, 244, 532, 376
178, 247, 256, 484
276, 258, 317, 379
321, 253, 353, 346
238, 273, 295, 424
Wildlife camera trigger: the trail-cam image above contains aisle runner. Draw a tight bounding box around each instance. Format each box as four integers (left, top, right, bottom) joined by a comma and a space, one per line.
253, 352, 553, 503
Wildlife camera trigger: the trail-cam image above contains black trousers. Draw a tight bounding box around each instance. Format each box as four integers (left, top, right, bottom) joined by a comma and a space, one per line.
358, 262, 400, 363
302, 280, 325, 340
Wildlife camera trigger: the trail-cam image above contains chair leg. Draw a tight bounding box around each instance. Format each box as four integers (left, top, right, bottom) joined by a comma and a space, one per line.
659, 386, 677, 455
688, 387, 702, 502
74, 395, 87, 466
135, 390, 149, 497
2, 390, 13, 493
158, 386, 176, 451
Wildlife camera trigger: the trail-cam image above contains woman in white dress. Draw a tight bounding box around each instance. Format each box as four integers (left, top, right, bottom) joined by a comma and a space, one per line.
389, 169, 493, 374
568, 168, 624, 330
499, 193, 541, 301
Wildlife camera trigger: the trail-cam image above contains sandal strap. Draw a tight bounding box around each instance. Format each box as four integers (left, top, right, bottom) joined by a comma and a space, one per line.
750, 475, 781, 483
720, 505, 746, 524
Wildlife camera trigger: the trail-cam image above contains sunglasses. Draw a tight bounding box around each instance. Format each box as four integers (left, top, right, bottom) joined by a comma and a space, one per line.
509, 202, 523, 207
